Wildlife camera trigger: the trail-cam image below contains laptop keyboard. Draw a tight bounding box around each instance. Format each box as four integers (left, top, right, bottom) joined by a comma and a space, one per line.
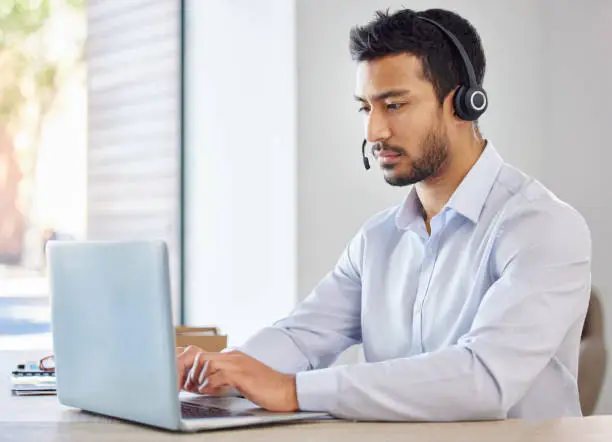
180, 401, 253, 419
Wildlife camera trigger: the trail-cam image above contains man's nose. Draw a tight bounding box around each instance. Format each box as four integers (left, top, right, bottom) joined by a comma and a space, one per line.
366, 109, 391, 144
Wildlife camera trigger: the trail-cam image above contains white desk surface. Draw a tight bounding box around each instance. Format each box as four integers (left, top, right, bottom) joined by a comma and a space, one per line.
2, 350, 611, 441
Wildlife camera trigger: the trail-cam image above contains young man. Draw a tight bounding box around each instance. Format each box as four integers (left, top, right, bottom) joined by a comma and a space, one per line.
177, 8, 591, 421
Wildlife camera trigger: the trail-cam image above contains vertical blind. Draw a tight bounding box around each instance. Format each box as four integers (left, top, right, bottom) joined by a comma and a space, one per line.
86, 0, 182, 321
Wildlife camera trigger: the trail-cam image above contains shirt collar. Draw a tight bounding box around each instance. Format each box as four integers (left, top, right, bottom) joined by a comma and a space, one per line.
395, 187, 423, 231
446, 141, 503, 223
395, 141, 504, 230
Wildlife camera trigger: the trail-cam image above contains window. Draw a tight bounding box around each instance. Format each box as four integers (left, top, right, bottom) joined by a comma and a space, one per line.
0, 0, 184, 350
0, 0, 86, 350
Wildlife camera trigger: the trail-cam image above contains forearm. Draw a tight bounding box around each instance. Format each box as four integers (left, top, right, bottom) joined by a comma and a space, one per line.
296, 345, 506, 421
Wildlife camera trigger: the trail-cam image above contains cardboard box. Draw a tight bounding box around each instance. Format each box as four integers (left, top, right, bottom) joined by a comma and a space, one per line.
175, 326, 227, 352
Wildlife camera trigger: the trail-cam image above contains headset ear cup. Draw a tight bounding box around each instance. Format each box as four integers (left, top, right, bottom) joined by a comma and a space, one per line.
467, 87, 488, 120
454, 86, 487, 121
453, 86, 470, 120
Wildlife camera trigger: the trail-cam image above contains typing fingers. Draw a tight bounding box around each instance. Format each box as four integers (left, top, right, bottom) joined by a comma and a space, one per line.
176, 346, 204, 391
184, 352, 206, 392
194, 356, 242, 394
197, 370, 232, 395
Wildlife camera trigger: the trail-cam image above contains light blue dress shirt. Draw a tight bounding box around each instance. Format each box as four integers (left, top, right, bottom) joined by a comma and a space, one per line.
239, 142, 592, 421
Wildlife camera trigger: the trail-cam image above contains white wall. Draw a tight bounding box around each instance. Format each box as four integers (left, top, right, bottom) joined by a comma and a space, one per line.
183, 0, 298, 345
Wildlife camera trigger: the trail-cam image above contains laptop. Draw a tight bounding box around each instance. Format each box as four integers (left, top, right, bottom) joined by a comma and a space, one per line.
46, 240, 328, 432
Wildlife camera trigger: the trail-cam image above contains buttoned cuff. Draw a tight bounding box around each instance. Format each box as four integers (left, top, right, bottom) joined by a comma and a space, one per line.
238, 327, 311, 374
296, 368, 339, 412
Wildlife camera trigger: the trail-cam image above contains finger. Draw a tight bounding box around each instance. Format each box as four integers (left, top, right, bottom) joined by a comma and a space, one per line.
198, 371, 234, 395
184, 351, 236, 392
197, 360, 210, 385
195, 358, 242, 392
186, 353, 216, 393
184, 352, 203, 392
177, 346, 194, 390
195, 360, 221, 391
176, 346, 201, 390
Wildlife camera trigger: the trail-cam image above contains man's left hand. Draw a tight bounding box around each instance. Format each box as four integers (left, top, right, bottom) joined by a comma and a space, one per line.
183, 350, 299, 413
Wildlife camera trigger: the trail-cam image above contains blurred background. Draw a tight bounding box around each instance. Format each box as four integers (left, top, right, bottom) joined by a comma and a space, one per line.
0, 0, 610, 414
0, 0, 86, 350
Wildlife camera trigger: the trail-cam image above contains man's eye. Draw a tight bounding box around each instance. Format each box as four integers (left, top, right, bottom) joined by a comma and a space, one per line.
387, 103, 404, 111
358, 106, 370, 114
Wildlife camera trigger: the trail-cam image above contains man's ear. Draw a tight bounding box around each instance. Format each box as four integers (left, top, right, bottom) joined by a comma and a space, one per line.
443, 86, 460, 120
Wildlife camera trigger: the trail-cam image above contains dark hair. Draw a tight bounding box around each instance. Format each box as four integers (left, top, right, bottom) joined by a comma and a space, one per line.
349, 8, 486, 104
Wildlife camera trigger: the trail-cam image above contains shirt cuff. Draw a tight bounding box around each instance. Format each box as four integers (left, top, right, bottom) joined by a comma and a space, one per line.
238, 327, 311, 374
296, 368, 339, 412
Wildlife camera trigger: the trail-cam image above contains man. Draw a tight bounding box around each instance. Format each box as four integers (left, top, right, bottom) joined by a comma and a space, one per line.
177, 8, 591, 421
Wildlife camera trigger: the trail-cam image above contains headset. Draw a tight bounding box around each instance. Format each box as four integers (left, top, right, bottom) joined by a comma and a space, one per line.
361, 15, 488, 170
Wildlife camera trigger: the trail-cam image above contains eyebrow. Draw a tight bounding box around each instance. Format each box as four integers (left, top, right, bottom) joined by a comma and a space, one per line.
353, 89, 411, 102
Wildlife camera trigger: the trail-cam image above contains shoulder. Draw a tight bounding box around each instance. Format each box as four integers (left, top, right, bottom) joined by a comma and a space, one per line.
342, 204, 402, 262
349, 204, 404, 247
362, 205, 401, 232
492, 165, 591, 270
498, 165, 589, 237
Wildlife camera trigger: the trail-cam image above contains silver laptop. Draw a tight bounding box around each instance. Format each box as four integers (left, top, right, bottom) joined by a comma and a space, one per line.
47, 240, 327, 432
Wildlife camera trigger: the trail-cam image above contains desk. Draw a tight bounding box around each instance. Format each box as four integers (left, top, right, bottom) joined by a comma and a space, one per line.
2, 351, 611, 441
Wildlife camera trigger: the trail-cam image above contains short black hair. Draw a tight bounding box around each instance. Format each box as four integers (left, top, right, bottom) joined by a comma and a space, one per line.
349, 8, 486, 105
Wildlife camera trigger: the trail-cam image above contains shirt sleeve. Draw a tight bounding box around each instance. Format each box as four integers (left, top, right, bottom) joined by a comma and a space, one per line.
296, 204, 592, 421
238, 230, 364, 374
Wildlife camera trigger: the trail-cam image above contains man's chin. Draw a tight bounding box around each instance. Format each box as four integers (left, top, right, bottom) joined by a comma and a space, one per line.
383, 174, 417, 187
382, 169, 418, 187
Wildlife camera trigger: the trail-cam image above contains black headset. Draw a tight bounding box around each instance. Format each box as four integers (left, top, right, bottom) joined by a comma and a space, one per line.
361, 15, 488, 170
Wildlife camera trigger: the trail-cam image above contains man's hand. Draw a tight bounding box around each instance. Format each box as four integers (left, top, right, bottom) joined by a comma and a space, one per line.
176, 346, 299, 413
177, 346, 229, 396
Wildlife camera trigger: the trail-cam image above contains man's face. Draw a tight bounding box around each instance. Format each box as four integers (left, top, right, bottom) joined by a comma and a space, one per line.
355, 53, 451, 186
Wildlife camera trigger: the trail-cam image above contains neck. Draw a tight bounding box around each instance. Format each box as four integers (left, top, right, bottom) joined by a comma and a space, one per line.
415, 133, 486, 225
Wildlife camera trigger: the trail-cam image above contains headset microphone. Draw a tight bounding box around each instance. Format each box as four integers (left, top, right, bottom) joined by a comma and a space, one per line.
361, 139, 370, 170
